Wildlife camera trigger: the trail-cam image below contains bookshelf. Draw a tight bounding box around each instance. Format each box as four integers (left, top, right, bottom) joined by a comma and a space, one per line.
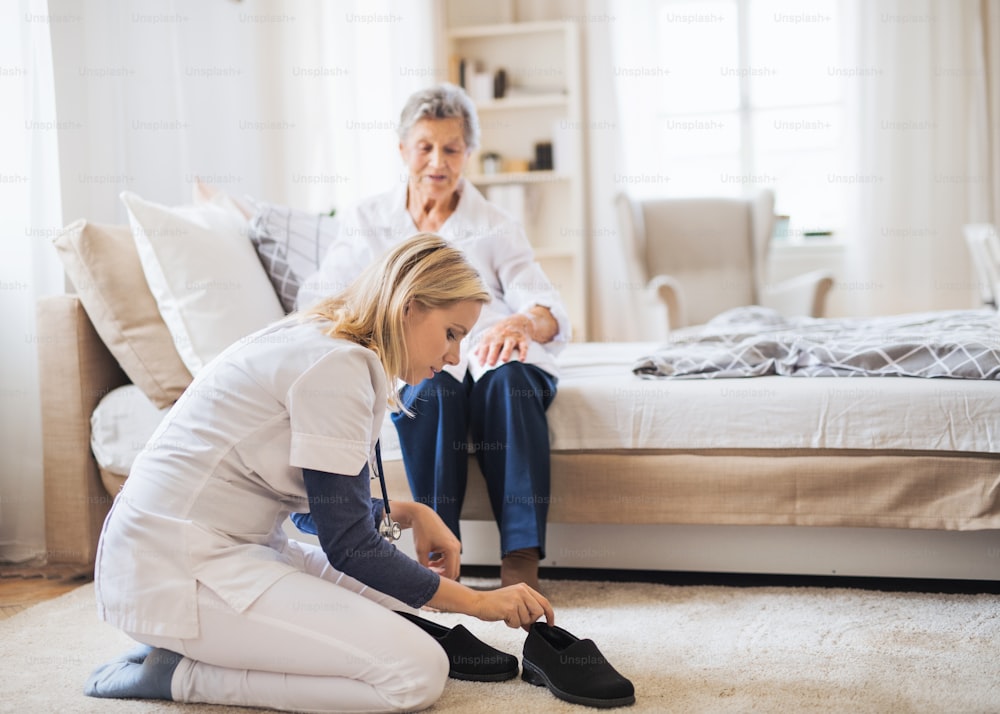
447, 19, 590, 340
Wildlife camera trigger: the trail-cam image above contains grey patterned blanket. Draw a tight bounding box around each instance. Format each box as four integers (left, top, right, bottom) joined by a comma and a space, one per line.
633, 306, 1000, 380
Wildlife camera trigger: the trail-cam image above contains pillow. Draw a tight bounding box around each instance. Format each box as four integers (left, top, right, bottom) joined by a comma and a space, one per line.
248, 203, 339, 312
51, 219, 193, 408
90, 384, 169, 477
121, 191, 285, 375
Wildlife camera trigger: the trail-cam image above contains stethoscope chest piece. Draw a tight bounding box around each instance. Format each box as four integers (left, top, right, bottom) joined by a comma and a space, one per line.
379, 516, 402, 542
371, 440, 401, 542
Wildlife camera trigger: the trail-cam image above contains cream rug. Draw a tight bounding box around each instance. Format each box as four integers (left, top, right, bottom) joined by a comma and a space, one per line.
1, 577, 997, 713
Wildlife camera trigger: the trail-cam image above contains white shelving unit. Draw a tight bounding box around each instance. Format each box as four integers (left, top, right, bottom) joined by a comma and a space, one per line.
465, 170, 569, 185
474, 94, 568, 111
447, 19, 589, 340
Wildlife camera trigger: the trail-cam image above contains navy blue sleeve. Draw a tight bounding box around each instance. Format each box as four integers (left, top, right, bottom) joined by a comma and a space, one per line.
291, 497, 385, 536
290, 511, 318, 535
300, 466, 440, 609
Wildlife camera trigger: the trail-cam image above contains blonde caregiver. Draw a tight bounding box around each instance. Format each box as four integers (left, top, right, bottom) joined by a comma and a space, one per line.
85, 234, 554, 713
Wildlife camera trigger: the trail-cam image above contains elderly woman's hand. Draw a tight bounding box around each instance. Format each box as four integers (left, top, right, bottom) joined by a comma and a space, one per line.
473, 314, 536, 366
473, 306, 558, 367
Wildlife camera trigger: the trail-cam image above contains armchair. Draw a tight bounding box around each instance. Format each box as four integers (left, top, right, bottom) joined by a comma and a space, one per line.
963, 223, 1000, 307
615, 190, 834, 330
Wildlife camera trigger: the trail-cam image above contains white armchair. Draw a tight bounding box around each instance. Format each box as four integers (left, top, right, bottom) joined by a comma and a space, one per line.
963, 223, 1000, 307
615, 190, 835, 331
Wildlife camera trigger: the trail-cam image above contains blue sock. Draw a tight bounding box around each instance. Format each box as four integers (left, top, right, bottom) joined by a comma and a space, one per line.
84, 646, 182, 700
119, 643, 154, 664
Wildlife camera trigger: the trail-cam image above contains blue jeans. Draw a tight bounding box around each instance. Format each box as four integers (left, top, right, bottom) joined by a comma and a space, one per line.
391, 361, 557, 558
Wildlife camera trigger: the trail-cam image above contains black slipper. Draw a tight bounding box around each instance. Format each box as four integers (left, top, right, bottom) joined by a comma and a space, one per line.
395, 610, 519, 682
522, 622, 635, 708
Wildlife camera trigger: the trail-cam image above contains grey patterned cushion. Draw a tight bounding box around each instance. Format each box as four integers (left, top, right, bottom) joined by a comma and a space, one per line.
248, 203, 338, 313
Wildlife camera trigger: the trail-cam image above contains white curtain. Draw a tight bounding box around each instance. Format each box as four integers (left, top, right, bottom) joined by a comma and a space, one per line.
48, 0, 275, 223
1, 0, 440, 563
841, 0, 998, 316
599, 0, 663, 340
987, 0, 1000, 228
254, 0, 441, 212
45, 0, 439, 224
609, 0, 999, 323
0, 1, 65, 563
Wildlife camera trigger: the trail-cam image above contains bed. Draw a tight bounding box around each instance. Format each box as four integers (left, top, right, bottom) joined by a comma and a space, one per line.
46, 296, 1000, 582
386, 334, 1000, 580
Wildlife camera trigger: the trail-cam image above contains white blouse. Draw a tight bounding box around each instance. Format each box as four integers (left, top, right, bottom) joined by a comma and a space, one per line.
297, 179, 570, 381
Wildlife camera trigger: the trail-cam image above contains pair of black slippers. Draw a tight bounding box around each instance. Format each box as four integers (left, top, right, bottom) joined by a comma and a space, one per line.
395, 611, 635, 709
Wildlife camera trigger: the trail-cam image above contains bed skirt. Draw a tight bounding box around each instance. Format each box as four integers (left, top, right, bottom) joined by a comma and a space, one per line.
380, 449, 1000, 531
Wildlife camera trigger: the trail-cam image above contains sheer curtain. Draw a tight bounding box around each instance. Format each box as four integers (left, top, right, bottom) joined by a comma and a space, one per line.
0, 1, 65, 563
610, 0, 999, 322
840, 0, 999, 316
45, 0, 439, 224
600, 0, 663, 340
1, 0, 440, 563
255, 0, 441, 213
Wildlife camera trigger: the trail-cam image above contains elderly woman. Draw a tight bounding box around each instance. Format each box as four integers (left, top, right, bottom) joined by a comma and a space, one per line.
298, 84, 570, 590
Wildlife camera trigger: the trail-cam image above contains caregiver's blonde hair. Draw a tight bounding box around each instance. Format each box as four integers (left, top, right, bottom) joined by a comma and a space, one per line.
305, 233, 490, 408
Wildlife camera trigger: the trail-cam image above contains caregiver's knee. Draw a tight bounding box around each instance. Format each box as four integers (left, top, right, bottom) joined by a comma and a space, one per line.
379, 643, 448, 712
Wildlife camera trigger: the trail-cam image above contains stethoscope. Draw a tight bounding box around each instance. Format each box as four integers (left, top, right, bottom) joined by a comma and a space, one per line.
370, 440, 402, 542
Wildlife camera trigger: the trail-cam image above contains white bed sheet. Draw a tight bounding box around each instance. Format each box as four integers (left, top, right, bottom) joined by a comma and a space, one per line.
91, 342, 1000, 477
550, 342, 1000, 454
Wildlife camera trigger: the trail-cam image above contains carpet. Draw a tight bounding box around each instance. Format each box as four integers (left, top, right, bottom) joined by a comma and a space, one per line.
1, 577, 997, 713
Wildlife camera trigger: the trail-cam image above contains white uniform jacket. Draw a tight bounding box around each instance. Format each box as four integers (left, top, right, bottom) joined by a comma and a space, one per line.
297, 179, 570, 381
94, 318, 388, 638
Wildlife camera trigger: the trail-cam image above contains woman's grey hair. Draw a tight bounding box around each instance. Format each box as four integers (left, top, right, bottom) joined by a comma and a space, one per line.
397, 83, 480, 151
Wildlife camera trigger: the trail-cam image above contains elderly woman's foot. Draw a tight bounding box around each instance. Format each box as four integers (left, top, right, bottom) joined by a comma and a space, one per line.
501, 547, 541, 591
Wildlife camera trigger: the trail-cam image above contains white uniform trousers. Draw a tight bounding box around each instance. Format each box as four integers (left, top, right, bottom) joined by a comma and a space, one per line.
129, 539, 449, 713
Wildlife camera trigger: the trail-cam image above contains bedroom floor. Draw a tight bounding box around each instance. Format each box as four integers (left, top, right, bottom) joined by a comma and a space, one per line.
0, 562, 92, 620
2, 563, 996, 621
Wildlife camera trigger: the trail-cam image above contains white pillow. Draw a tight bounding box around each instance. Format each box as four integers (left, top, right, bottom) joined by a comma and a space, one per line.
91, 384, 169, 476
121, 190, 285, 375
90, 384, 404, 478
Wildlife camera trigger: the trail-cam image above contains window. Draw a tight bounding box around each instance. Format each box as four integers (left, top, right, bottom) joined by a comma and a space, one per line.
651, 0, 845, 237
